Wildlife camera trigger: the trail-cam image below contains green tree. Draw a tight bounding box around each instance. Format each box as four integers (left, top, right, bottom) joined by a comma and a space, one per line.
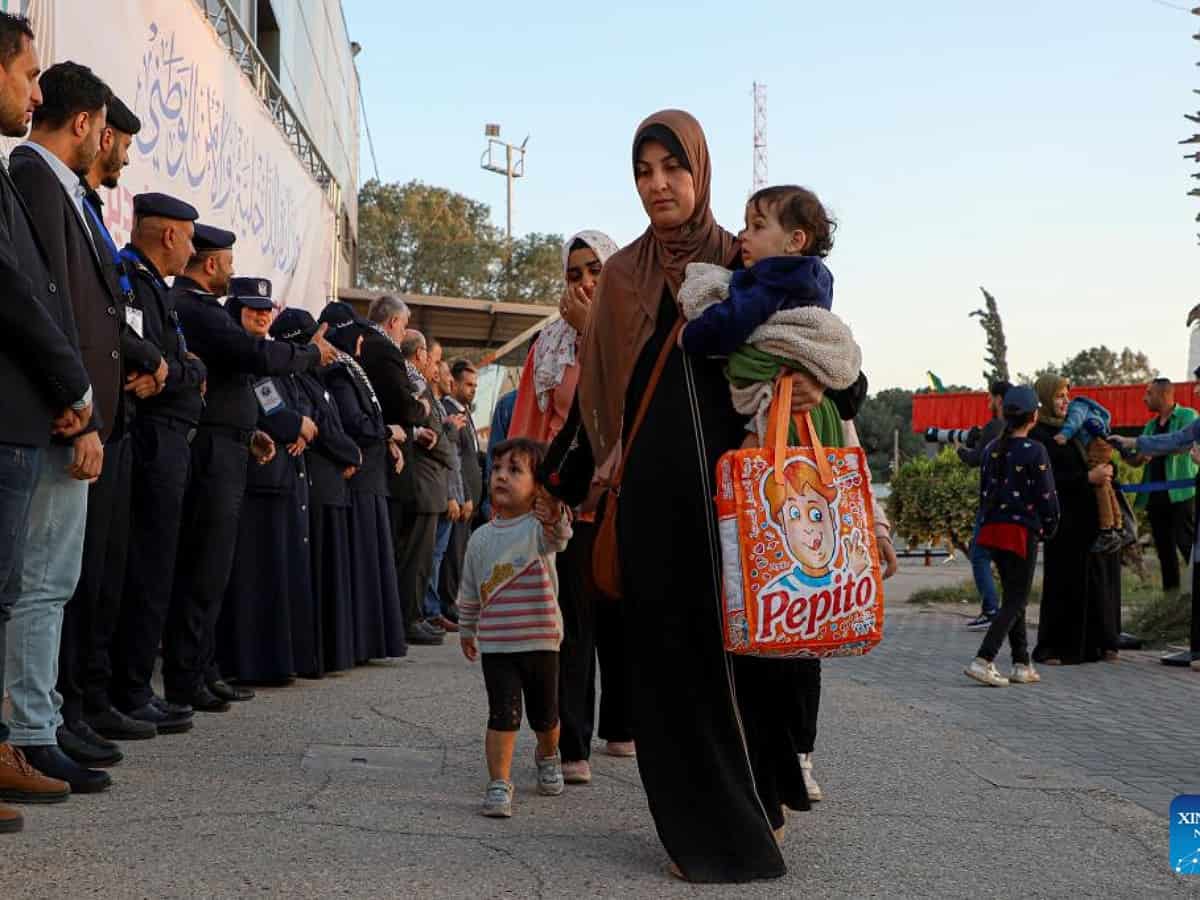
357, 179, 565, 304
855, 388, 925, 482
1024, 345, 1158, 386
886, 449, 979, 553
493, 232, 564, 305
969, 287, 1010, 385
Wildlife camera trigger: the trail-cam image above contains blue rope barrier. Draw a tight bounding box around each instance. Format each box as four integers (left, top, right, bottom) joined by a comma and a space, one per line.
1120, 479, 1196, 494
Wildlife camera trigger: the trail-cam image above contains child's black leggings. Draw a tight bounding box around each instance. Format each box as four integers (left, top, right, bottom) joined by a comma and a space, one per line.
977, 533, 1038, 666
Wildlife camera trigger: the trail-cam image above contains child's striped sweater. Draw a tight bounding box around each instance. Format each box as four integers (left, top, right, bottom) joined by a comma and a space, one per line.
457, 511, 571, 653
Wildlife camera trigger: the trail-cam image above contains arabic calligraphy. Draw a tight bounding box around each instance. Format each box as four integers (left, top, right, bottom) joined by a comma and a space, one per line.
132, 22, 303, 276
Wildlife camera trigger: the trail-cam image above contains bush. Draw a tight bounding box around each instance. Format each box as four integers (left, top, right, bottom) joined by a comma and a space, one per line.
887, 448, 979, 554
908, 579, 977, 605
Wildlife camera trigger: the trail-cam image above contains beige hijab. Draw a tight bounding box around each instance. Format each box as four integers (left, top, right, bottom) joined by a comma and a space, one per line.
576, 109, 738, 457
1035, 374, 1069, 428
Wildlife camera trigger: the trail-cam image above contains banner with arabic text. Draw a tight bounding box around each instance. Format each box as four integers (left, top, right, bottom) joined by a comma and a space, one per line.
48, 1, 334, 312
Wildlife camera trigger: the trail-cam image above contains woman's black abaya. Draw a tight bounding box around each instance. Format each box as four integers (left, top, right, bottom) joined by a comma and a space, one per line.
1030, 422, 1118, 663
615, 293, 806, 882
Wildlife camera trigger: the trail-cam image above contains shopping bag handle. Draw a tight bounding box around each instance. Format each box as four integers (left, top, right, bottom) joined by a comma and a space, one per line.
767, 372, 833, 487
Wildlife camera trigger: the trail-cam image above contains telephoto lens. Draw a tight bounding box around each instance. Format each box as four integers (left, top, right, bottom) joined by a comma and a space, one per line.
924, 427, 977, 445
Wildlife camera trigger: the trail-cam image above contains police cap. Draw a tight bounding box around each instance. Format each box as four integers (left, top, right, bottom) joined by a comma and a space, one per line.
106, 94, 141, 135
132, 192, 198, 223
193, 223, 237, 252
271, 308, 317, 344
228, 277, 273, 310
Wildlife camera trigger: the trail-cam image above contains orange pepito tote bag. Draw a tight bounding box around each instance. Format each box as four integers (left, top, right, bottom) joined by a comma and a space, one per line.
715, 375, 885, 658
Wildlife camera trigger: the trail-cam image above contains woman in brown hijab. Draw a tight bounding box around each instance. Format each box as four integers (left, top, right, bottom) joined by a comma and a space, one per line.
549, 110, 825, 882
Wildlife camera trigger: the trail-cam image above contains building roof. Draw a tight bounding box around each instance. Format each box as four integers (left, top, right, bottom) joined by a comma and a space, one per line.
337, 287, 555, 365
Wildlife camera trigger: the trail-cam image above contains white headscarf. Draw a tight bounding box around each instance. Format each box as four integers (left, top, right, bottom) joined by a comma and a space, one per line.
532, 230, 620, 409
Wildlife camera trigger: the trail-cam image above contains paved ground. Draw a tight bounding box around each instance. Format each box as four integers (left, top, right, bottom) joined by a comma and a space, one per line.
4, 561, 1198, 897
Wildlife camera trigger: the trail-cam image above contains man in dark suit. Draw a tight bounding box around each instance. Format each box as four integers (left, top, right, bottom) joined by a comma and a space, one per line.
390, 331, 456, 645
111, 194, 207, 735
358, 296, 446, 646
70, 99, 189, 759
438, 360, 483, 622
0, 12, 97, 831
6, 59, 113, 794
168, 271, 335, 711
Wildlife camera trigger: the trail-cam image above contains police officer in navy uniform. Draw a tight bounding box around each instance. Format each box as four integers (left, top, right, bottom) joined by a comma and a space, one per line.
217, 282, 317, 684
167, 272, 336, 712
111, 193, 207, 735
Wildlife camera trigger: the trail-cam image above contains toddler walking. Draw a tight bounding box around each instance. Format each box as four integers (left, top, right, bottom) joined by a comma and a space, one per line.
965, 387, 1060, 687
459, 438, 572, 817
677, 184, 861, 445
1053, 396, 1123, 553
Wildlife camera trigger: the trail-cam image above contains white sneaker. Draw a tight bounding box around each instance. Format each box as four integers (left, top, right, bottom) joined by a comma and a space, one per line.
798, 752, 823, 802
1010, 663, 1041, 684
964, 657, 1009, 687
481, 779, 513, 817
535, 751, 564, 796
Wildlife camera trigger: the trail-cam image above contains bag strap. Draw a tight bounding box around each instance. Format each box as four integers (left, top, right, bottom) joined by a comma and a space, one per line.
767, 372, 834, 487
610, 319, 683, 492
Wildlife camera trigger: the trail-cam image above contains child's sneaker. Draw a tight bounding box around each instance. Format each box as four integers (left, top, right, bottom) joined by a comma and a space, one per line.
1009, 663, 1041, 684
535, 751, 564, 796
964, 657, 1009, 687
481, 779, 513, 817
798, 753, 823, 802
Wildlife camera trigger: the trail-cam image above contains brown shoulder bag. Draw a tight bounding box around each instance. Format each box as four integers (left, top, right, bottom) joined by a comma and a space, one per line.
591, 320, 682, 599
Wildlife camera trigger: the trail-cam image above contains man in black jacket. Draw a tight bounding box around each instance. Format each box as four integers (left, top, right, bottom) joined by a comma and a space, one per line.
168, 273, 335, 711
17, 72, 168, 773
6, 59, 113, 794
110, 194, 206, 735
0, 12, 97, 829
438, 360, 484, 621
389, 331, 456, 645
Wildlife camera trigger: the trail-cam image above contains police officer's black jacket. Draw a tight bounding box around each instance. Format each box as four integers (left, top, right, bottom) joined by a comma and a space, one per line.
124, 253, 207, 425
248, 372, 310, 495
0, 157, 91, 447
324, 361, 389, 498
9, 145, 126, 442
173, 289, 320, 431
296, 370, 361, 508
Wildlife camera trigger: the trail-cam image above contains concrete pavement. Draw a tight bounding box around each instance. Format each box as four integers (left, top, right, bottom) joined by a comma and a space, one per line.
3, 562, 1196, 897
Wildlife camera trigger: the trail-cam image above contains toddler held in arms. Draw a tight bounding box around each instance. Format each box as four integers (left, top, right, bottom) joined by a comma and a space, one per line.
1053, 397, 1123, 553
458, 438, 572, 818
678, 185, 862, 446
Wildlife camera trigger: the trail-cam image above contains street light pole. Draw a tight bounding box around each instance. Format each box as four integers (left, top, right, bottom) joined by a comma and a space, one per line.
481, 125, 528, 295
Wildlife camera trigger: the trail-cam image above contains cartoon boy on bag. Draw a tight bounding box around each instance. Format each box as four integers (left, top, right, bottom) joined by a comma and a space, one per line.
762, 458, 871, 593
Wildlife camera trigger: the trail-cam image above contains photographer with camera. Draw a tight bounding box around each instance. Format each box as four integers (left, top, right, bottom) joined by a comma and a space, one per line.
953, 380, 1012, 630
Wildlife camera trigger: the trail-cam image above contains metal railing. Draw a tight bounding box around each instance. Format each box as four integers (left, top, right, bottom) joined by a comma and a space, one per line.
193, 0, 340, 209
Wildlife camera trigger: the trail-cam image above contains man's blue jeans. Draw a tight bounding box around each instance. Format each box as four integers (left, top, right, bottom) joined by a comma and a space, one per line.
970, 521, 999, 618
423, 516, 454, 620
0, 444, 42, 745
6, 444, 87, 747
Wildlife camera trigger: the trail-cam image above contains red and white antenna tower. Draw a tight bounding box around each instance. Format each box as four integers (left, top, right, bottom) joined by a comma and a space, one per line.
753, 81, 768, 191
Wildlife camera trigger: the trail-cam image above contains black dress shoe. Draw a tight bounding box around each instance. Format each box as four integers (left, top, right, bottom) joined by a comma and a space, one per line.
22, 745, 111, 794
149, 695, 194, 718
207, 679, 255, 702
127, 702, 193, 735
84, 706, 157, 741
406, 626, 444, 646
66, 720, 119, 752
57, 726, 122, 768
167, 686, 229, 713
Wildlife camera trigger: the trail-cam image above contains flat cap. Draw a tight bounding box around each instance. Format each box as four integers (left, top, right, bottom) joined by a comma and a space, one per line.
228, 276, 273, 309
271, 308, 317, 343
106, 94, 141, 135
193, 223, 236, 252
133, 192, 198, 222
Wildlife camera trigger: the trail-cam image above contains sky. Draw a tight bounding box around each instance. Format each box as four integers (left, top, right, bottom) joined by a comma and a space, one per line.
344, 0, 1200, 391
